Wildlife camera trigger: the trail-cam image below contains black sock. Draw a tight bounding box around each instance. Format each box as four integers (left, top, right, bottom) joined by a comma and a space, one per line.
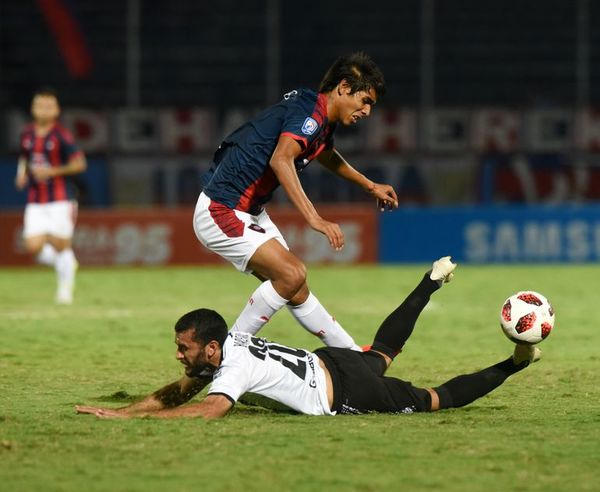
435, 357, 529, 409
371, 273, 440, 359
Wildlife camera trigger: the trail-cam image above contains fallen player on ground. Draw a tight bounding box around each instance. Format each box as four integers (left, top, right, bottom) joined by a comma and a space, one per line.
76, 257, 541, 419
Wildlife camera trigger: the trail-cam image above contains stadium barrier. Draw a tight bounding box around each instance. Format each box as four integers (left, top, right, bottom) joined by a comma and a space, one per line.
379, 205, 600, 263
0, 205, 377, 266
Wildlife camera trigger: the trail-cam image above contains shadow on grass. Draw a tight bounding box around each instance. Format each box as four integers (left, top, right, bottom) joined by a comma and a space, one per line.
91, 391, 143, 403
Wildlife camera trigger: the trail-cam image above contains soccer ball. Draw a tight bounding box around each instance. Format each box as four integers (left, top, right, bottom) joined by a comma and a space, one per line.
500, 291, 555, 345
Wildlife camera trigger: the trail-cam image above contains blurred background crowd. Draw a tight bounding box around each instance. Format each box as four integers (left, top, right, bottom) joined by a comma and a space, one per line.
1, 0, 599, 265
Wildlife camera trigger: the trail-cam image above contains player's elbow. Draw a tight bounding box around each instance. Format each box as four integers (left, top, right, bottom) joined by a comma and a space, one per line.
77, 156, 88, 173
69, 155, 87, 174
199, 395, 233, 419
268, 156, 288, 176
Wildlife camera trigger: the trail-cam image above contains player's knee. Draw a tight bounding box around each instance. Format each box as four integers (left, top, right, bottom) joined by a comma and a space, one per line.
24, 240, 43, 255
281, 261, 307, 291
427, 388, 441, 411
49, 237, 70, 251
25, 244, 40, 255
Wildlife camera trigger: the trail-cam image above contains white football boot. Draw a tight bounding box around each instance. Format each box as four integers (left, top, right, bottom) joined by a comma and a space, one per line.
429, 256, 457, 287
512, 344, 542, 365
55, 282, 74, 305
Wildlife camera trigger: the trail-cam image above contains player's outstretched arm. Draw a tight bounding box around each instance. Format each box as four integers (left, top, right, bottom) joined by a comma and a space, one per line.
75, 375, 211, 417
317, 149, 398, 211
80, 394, 232, 420
135, 394, 233, 420
270, 135, 344, 250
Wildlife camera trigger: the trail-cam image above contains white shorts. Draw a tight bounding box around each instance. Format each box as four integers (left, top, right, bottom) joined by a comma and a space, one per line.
23, 200, 77, 239
193, 192, 288, 273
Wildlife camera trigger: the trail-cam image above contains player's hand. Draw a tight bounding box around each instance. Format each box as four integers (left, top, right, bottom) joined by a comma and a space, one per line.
31, 166, 56, 182
366, 182, 398, 211
76, 405, 116, 414
309, 217, 344, 251
75, 405, 104, 415
14, 174, 27, 190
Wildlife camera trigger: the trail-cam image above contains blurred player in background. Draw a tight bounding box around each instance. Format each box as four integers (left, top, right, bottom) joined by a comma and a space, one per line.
14, 89, 87, 304
195, 52, 397, 349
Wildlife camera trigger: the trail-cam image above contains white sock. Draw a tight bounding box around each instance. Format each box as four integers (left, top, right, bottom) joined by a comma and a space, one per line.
37, 243, 57, 266
287, 292, 360, 350
231, 281, 289, 335
55, 248, 77, 289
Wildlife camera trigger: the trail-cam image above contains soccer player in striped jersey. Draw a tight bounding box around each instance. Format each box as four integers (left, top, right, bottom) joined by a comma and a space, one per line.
194, 52, 398, 350
14, 89, 87, 304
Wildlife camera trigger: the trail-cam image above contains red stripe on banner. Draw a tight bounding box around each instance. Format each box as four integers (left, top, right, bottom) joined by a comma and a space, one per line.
36, 0, 93, 79
208, 201, 245, 238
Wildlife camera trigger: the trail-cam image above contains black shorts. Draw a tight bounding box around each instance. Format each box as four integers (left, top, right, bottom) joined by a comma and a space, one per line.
314, 347, 431, 414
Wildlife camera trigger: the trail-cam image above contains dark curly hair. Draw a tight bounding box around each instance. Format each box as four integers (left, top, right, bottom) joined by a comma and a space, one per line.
319, 52, 386, 97
174, 308, 228, 346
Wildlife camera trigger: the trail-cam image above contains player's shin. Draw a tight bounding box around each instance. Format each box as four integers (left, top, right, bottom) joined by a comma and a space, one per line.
287, 292, 360, 350
434, 357, 529, 409
231, 280, 288, 334
371, 274, 439, 358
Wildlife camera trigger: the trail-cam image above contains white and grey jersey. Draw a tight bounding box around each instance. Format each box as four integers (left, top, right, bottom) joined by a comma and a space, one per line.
208, 332, 334, 416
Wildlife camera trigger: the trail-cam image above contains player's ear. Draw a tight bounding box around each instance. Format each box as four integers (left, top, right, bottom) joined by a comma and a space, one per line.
337, 80, 352, 96
206, 340, 219, 357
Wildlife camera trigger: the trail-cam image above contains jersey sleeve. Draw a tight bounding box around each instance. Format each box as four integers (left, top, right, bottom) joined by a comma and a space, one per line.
280, 103, 323, 151
57, 127, 83, 163
207, 351, 253, 404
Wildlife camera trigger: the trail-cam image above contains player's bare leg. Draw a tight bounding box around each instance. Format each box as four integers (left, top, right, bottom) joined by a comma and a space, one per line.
24, 235, 51, 259
232, 238, 359, 349
247, 239, 307, 300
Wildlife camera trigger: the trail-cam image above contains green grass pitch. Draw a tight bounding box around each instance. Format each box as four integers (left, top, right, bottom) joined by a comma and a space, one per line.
0, 264, 599, 491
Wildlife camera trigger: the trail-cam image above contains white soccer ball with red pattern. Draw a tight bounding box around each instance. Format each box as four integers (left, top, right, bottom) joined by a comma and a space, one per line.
499, 291, 555, 345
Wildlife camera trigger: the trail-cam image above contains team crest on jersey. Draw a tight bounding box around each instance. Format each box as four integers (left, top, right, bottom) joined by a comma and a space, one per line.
301, 117, 318, 135
248, 224, 266, 234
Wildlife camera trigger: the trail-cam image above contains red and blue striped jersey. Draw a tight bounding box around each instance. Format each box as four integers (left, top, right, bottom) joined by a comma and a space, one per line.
19, 123, 83, 204
202, 88, 336, 215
